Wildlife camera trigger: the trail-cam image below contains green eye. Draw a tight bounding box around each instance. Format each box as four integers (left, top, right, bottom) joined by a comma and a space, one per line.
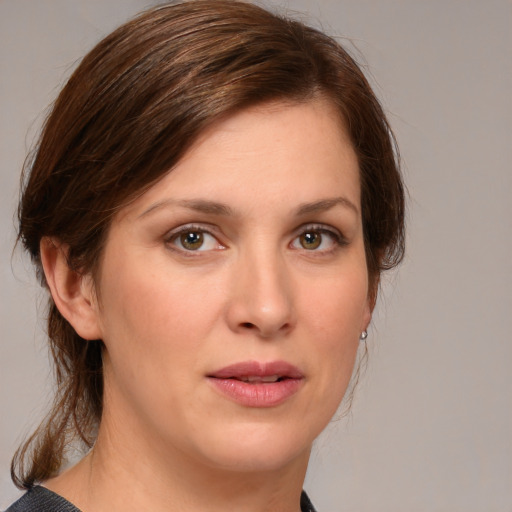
299, 232, 321, 250
179, 231, 204, 250
291, 225, 345, 253
169, 227, 223, 253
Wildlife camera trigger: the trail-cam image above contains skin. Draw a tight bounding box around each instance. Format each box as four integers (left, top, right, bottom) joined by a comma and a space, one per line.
42, 99, 371, 512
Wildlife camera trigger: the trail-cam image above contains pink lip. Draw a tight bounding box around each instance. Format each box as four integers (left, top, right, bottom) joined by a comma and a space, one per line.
207, 361, 304, 408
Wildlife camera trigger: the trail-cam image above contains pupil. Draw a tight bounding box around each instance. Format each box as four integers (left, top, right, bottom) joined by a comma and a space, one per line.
181, 232, 203, 249
301, 232, 321, 249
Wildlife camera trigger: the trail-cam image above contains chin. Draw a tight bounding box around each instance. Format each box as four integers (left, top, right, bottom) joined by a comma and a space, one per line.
187, 420, 315, 474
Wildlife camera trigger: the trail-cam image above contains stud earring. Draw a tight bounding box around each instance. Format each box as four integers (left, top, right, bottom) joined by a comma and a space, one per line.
360, 330, 368, 341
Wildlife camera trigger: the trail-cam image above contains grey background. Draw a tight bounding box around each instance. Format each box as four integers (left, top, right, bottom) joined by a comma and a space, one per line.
1, 1, 511, 510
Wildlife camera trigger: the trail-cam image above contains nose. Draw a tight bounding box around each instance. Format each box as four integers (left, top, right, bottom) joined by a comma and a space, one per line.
225, 247, 296, 339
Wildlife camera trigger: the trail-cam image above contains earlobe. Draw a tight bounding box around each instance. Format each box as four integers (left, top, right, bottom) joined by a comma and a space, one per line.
40, 237, 102, 340
362, 277, 379, 332
361, 300, 372, 334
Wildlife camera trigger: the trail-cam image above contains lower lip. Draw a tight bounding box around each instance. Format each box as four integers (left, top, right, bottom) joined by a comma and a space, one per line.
208, 377, 303, 407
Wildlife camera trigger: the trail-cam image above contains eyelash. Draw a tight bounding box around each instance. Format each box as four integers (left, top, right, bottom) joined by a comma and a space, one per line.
164, 223, 347, 255
290, 224, 347, 254
165, 224, 224, 255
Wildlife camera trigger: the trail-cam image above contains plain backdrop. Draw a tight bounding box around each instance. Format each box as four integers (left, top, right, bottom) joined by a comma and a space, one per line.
1, 1, 511, 511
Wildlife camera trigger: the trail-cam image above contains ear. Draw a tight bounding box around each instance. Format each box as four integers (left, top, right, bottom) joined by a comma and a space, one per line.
361, 298, 373, 334
40, 237, 102, 340
361, 279, 378, 333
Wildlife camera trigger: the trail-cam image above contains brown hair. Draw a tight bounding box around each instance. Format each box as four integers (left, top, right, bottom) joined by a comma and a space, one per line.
13, 0, 405, 489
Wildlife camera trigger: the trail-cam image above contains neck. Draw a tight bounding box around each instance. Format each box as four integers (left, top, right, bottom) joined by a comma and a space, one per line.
45, 418, 309, 512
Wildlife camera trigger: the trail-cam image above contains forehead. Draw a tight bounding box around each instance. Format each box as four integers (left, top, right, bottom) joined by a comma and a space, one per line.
120, 99, 360, 221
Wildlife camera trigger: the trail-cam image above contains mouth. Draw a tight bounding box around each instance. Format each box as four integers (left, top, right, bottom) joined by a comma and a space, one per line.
207, 361, 304, 407
234, 375, 282, 383
208, 360, 303, 381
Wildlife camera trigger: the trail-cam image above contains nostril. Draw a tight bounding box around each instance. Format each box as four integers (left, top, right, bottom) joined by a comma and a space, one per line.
241, 322, 255, 329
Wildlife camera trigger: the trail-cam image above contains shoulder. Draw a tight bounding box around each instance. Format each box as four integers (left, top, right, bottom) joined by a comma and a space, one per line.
5, 486, 81, 512
7, 486, 313, 512
301, 490, 318, 512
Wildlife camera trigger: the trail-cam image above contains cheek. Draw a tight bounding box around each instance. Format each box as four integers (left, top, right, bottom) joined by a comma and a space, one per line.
299, 265, 368, 397
303, 266, 369, 339
96, 259, 205, 422
96, 250, 228, 393
99, 251, 215, 337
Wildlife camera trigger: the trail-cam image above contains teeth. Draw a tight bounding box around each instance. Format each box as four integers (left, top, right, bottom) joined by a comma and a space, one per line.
241, 375, 280, 383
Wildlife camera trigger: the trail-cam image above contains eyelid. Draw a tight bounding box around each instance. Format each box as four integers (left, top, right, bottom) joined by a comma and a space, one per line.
163, 222, 347, 255
291, 223, 348, 251
165, 223, 226, 253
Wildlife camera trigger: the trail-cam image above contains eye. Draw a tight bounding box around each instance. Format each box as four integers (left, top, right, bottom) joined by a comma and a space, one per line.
291, 225, 345, 252
298, 232, 322, 250
167, 226, 224, 252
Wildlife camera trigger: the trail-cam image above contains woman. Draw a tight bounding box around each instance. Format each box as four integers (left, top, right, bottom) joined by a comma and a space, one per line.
8, 1, 405, 511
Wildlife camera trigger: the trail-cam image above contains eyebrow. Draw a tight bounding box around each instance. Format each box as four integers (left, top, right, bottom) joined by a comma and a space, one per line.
295, 197, 359, 216
138, 199, 234, 218
138, 196, 358, 219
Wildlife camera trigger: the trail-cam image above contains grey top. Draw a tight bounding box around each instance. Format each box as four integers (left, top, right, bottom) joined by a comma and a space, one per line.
6, 485, 317, 511
5, 487, 79, 512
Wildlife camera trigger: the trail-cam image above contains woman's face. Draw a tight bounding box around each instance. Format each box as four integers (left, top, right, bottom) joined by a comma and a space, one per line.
91, 99, 371, 474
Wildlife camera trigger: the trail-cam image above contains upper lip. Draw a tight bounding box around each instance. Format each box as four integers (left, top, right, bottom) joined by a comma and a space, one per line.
208, 360, 303, 380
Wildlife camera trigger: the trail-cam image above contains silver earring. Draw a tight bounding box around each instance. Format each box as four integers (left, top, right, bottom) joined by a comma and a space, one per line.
360, 330, 368, 341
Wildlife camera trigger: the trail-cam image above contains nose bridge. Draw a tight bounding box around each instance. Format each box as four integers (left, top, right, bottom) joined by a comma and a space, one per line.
229, 238, 295, 337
